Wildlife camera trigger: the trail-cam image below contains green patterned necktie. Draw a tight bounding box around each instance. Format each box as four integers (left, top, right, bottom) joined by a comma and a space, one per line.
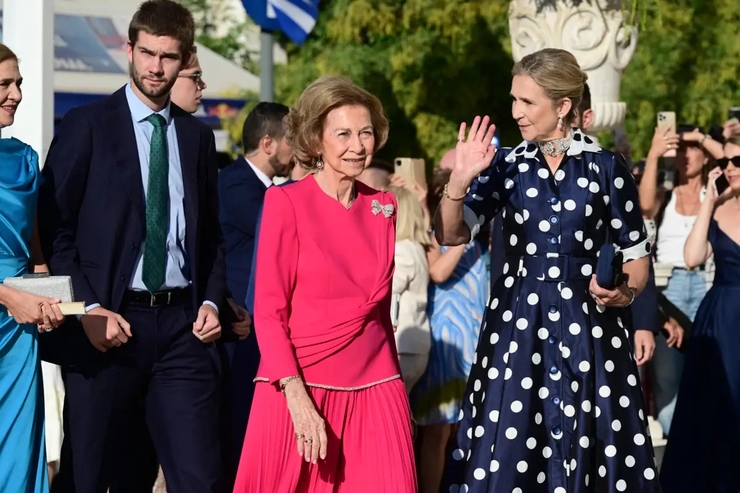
142, 113, 169, 293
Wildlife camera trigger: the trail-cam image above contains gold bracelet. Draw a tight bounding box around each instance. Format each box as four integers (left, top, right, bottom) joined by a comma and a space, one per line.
443, 183, 469, 201
279, 375, 302, 395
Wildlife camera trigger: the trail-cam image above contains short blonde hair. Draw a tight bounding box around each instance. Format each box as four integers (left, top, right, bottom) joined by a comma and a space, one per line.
285, 76, 389, 170
388, 185, 431, 246
512, 48, 588, 125
183, 45, 199, 71
726, 134, 740, 147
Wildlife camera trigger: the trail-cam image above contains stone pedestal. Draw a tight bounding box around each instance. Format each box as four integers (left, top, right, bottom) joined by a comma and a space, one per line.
508, 0, 638, 132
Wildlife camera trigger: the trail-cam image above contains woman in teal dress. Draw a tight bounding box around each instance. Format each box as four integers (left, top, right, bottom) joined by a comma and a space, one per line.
0, 44, 66, 492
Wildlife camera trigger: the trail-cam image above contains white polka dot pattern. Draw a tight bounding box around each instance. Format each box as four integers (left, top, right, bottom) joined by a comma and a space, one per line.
443, 131, 659, 493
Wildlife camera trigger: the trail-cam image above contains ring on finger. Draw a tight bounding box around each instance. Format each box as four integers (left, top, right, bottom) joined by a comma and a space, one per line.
304, 438, 313, 444
295, 432, 304, 440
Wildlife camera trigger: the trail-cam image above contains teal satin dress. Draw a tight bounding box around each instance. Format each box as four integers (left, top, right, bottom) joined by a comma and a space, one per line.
0, 138, 47, 492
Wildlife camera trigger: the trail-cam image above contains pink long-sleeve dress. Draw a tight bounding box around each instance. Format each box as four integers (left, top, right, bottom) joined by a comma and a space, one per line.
233, 175, 416, 493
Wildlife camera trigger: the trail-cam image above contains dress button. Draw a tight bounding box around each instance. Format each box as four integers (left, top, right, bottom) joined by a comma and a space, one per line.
548, 335, 557, 344
549, 196, 558, 205
553, 426, 562, 435
549, 215, 559, 225
549, 365, 558, 374
552, 395, 561, 405
549, 236, 558, 245
549, 305, 558, 314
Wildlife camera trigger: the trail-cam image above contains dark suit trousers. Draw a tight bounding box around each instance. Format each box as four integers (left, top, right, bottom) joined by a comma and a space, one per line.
52, 299, 222, 493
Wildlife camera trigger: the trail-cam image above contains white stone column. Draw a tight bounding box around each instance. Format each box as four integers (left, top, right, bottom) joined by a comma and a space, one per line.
508, 0, 638, 132
2, 0, 54, 165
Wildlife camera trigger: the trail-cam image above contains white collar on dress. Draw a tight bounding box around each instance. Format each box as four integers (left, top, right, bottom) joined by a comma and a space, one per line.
504, 128, 602, 163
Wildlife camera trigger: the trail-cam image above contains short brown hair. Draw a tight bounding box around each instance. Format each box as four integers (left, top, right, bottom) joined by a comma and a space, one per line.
285, 76, 389, 170
512, 48, 588, 126
129, 0, 195, 57
0, 44, 18, 66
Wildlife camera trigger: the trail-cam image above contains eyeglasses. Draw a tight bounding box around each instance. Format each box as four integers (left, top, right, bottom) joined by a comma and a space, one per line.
717, 156, 740, 169
178, 72, 205, 87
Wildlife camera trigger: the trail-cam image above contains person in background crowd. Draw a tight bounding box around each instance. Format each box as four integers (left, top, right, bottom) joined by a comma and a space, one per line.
576, 84, 658, 365
0, 42, 65, 493
661, 131, 740, 492
412, 166, 490, 493
38, 2, 235, 491
388, 184, 432, 393
639, 122, 713, 437
233, 76, 416, 492
170, 45, 206, 114
217, 101, 292, 485
358, 157, 394, 190
438, 48, 658, 492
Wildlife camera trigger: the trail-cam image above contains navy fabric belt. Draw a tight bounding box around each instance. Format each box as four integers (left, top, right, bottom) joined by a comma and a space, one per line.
504, 255, 595, 282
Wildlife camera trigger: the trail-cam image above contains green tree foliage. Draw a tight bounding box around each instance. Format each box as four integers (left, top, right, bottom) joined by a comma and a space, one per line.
620, 0, 740, 157
188, 0, 740, 162
177, 0, 260, 74
274, 0, 517, 167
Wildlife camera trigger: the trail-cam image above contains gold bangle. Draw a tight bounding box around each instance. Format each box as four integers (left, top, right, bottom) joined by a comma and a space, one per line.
443, 183, 469, 201
279, 375, 302, 395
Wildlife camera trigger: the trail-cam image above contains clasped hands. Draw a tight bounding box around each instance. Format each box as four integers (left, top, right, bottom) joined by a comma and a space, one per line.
3, 289, 65, 332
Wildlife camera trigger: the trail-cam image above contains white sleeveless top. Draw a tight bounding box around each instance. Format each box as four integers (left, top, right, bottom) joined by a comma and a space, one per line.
656, 190, 702, 268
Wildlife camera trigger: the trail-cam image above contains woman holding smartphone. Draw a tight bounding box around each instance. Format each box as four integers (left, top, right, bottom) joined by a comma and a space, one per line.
638, 123, 712, 437
660, 134, 740, 492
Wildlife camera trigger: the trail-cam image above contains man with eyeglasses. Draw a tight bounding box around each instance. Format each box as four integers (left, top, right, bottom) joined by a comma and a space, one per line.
171, 46, 206, 114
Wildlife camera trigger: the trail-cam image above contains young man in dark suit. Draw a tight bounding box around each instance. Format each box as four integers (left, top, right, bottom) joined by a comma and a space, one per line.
38, 1, 232, 491
217, 102, 293, 484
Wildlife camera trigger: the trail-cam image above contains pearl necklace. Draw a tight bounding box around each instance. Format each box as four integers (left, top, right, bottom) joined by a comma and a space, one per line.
537, 132, 573, 157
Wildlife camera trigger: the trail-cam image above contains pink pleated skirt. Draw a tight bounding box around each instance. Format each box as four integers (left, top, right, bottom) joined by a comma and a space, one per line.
233, 378, 417, 493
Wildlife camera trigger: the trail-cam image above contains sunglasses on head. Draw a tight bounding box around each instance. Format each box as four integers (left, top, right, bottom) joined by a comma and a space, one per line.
717, 156, 740, 169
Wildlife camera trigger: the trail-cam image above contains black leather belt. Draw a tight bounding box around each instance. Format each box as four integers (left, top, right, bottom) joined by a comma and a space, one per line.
675, 265, 705, 272
123, 288, 190, 307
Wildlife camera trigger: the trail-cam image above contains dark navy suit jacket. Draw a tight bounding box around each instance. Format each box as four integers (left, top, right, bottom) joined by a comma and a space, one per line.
217, 157, 273, 482
244, 179, 295, 313
37, 86, 230, 366
219, 156, 269, 308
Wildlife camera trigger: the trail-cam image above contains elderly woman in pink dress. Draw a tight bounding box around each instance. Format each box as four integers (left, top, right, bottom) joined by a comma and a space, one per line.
232, 76, 416, 492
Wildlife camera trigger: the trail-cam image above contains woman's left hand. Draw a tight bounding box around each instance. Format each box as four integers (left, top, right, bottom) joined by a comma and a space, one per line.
588, 275, 631, 307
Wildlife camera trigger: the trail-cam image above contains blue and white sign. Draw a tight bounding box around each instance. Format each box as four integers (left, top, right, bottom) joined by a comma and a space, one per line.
242, 0, 318, 45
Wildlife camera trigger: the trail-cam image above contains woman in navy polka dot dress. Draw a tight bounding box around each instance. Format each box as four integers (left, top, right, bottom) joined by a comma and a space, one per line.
435, 48, 661, 493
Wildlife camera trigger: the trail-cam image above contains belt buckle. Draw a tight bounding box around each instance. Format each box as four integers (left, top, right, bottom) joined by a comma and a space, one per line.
149, 291, 172, 307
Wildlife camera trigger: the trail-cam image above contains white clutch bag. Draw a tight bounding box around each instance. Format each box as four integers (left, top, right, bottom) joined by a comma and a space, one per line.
3, 274, 86, 315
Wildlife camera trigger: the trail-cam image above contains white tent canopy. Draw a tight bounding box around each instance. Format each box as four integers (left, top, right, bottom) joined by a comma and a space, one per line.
0, 0, 262, 98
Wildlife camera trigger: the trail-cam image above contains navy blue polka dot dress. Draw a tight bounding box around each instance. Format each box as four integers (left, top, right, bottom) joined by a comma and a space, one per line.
442, 130, 661, 493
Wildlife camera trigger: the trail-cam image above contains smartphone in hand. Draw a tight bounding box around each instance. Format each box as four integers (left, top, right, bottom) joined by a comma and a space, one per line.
715, 174, 730, 196
657, 111, 677, 158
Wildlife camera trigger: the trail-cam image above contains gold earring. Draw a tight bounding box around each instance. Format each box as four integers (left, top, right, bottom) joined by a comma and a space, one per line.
557, 116, 564, 130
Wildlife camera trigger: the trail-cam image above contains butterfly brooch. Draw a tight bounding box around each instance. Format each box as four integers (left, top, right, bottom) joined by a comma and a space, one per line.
371, 199, 395, 218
